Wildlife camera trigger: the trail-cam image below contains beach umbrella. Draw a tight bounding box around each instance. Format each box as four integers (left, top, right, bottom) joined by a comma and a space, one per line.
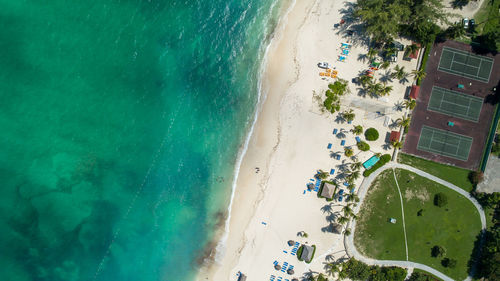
287, 269, 295, 275
274, 264, 281, 271
287, 240, 294, 246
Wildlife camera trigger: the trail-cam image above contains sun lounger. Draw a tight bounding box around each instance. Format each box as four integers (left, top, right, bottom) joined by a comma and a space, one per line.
339, 189, 344, 195
336, 155, 341, 160
338, 56, 346, 62
327, 143, 332, 149
351, 187, 355, 193
338, 196, 343, 202
333, 128, 338, 134
330, 169, 335, 175
341, 140, 346, 146
343, 182, 349, 187
342, 49, 349, 55
355, 136, 361, 143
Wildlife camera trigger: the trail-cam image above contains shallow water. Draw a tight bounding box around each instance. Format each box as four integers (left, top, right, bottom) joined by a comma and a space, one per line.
0, 0, 282, 280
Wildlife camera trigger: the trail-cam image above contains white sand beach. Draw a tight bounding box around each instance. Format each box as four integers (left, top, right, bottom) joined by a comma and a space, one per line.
198, 0, 419, 280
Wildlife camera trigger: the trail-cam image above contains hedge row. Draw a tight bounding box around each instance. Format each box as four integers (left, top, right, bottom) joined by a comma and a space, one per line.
363, 154, 391, 177
416, 41, 432, 86
307, 245, 317, 264
297, 245, 304, 261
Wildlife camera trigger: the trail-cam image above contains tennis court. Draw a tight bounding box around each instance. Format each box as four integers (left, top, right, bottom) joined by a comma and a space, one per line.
438, 47, 494, 82
427, 86, 483, 122
417, 126, 473, 161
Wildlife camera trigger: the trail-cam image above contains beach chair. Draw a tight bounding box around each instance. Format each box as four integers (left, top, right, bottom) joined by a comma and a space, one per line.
327, 143, 332, 149
341, 140, 346, 146
326, 68, 331, 73
330, 169, 335, 175
342, 49, 349, 56
343, 182, 350, 187
332, 70, 338, 75
331, 73, 337, 78
336, 155, 341, 160
339, 189, 344, 195
338, 196, 343, 202
355, 136, 361, 143
333, 128, 338, 135
338, 56, 346, 62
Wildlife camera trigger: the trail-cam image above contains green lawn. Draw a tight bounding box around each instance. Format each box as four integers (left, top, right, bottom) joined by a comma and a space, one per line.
398, 153, 474, 192
355, 169, 482, 280
474, 0, 500, 34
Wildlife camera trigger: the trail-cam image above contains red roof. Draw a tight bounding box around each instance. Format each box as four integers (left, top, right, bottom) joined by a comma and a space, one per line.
390, 131, 401, 142
410, 85, 420, 99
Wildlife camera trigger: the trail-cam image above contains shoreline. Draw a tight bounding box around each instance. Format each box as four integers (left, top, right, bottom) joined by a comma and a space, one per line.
198, 0, 418, 279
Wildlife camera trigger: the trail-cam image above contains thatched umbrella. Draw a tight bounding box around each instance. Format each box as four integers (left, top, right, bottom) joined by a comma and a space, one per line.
287, 268, 295, 275
287, 240, 295, 246
274, 264, 281, 271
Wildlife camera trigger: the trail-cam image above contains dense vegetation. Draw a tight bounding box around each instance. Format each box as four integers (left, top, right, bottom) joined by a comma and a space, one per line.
327, 258, 407, 281
364, 128, 379, 141
323, 80, 348, 113
352, 0, 449, 44
471, 192, 500, 280
473, 0, 500, 53
362, 154, 391, 177
408, 270, 441, 281
357, 141, 370, 151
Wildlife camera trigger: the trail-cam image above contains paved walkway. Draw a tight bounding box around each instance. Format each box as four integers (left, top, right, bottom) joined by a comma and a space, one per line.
344, 162, 486, 281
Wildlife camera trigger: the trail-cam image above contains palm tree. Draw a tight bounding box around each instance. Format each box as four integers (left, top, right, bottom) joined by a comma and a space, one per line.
351, 125, 363, 135
346, 193, 360, 203
396, 116, 411, 128
359, 74, 373, 87
446, 22, 466, 39
325, 262, 340, 277
403, 99, 416, 110
343, 228, 352, 236
367, 48, 377, 60
337, 216, 349, 225
404, 43, 419, 58
369, 82, 384, 97
380, 83, 393, 96
412, 69, 426, 81
342, 109, 355, 123
391, 65, 408, 80
344, 147, 354, 157
381, 61, 391, 69
392, 140, 403, 149
342, 204, 354, 217
350, 161, 362, 171
350, 170, 361, 182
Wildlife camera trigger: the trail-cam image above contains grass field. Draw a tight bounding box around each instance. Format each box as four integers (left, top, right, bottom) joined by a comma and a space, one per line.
354, 169, 482, 280
398, 153, 474, 192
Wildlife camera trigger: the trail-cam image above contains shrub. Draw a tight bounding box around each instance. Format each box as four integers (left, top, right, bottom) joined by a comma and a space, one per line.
431, 245, 446, 257
408, 271, 439, 281
363, 154, 391, 177
469, 170, 484, 186
434, 193, 448, 207
297, 245, 304, 261
345, 147, 354, 157
357, 141, 370, 151
441, 258, 457, 268
365, 128, 379, 141
417, 209, 423, 216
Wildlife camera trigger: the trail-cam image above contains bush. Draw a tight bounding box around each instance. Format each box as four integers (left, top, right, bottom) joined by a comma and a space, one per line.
365, 128, 379, 141
339, 259, 406, 281
416, 42, 432, 85
431, 245, 446, 257
469, 170, 484, 186
357, 141, 370, 151
441, 258, 457, 268
363, 154, 392, 177
408, 271, 440, 281
433, 193, 448, 207
297, 245, 304, 261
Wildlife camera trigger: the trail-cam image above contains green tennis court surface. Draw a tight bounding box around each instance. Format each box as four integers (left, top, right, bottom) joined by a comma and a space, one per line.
417, 126, 472, 161
438, 47, 493, 82
427, 86, 483, 122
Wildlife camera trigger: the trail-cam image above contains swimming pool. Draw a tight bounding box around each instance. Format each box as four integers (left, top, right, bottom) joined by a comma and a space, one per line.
363, 155, 380, 169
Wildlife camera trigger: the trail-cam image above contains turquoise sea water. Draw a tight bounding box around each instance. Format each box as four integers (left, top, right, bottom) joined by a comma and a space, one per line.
0, 0, 283, 280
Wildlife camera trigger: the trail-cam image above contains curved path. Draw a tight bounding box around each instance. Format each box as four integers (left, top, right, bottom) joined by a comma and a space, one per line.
344, 162, 486, 281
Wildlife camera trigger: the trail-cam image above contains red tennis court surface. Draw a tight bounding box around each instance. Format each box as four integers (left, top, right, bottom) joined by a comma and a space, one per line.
403, 41, 500, 170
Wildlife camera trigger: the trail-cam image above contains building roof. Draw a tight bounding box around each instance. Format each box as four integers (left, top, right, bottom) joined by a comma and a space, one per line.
320, 182, 336, 199
300, 245, 314, 262
410, 85, 420, 99
390, 131, 401, 142
409, 49, 419, 59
